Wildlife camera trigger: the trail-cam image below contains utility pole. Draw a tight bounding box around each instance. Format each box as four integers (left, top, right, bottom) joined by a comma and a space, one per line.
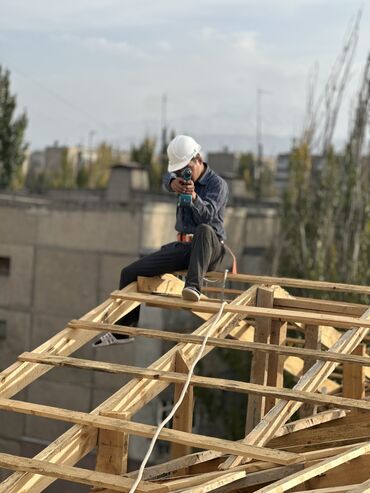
255, 88, 271, 201
88, 130, 96, 171
161, 93, 168, 167
255, 88, 263, 201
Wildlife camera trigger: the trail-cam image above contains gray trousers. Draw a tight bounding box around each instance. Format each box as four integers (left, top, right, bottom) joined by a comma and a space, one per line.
116, 224, 225, 327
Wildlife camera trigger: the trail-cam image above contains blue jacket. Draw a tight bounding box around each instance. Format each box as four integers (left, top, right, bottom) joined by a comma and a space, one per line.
163, 164, 228, 240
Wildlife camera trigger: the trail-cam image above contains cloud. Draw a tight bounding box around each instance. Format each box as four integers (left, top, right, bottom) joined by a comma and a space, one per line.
57, 33, 149, 58
82, 36, 130, 55
231, 32, 258, 53
199, 27, 258, 55
157, 40, 172, 52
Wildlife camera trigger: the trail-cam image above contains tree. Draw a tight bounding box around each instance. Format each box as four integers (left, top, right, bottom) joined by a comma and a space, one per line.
130, 136, 162, 190
0, 66, 28, 189
273, 52, 370, 302
88, 141, 119, 188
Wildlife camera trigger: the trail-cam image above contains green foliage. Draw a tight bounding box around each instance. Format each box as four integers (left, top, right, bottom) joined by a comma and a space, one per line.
76, 165, 89, 188
88, 141, 119, 188
0, 66, 28, 189
130, 136, 156, 167
239, 152, 254, 189
50, 149, 76, 188
275, 142, 369, 302
238, 152, 275, 198
130, 136, 162, 189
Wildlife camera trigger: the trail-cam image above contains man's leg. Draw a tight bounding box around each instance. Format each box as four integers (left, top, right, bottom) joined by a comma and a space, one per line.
183, 224, 224, 300
93, 242, 192, 347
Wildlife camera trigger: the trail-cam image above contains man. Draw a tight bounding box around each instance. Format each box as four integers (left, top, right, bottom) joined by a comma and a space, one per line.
93, 135, 228, 347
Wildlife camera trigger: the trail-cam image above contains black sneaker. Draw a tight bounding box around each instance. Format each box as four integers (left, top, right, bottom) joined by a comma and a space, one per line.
182, 286, 201, 302
92, 333, 134, 348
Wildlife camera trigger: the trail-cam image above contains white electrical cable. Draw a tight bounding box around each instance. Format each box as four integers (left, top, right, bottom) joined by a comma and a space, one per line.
128, 273, 229, 493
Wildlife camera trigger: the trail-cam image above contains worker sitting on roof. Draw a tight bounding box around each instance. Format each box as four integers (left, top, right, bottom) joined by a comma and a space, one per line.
93, 135, 229, 347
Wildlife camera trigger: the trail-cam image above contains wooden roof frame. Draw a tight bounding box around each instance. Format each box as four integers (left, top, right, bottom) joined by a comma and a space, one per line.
0, 272, 369, 492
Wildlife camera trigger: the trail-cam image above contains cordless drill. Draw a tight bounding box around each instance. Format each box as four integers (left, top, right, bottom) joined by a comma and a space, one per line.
177, 166, 193, 207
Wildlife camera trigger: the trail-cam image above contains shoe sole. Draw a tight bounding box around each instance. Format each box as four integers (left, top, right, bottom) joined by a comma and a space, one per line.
182, 289, 200, 302
92, 338, 135, 348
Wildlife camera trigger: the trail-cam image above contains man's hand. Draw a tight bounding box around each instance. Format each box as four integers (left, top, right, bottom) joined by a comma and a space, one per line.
170, 178, 195, 198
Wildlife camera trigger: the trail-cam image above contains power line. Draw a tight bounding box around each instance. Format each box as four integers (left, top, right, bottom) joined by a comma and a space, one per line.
0, 57, 117, 134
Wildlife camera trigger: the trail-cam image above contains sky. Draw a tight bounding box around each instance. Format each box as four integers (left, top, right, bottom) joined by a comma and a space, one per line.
0, 0, 369, 155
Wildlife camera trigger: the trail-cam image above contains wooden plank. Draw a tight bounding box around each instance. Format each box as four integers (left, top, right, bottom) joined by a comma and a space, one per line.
274, 410, 347, 437
298, 487, 358, 493
298, 487, 358, 492
351, 478, 370, 493
0, 285, 257, 493
269, 415, 370, 451
0, 397, 299, 465
220, 307, 370, 469
195, 272, 370, 295
265, 321, 287, 412
300, 324, 321, 418
100, 287, 257, 416
246, 287, 274, 433
0, 287, 256, 493
274, 296, 366, 317
126, 450, 225, 481
188, 464, 304, 493
17, 354, 370, 411
0, 453, 165, 493
0, 282, 141, 400
137, 274, 184, 295
343, 344, 366, 401
178, 470, 247, 493
170, 351, 194, 468
95, 411, 130, 475
253, 442, 370, 493
113, 291, 370, 330
68, 319, 370, 367
305, 452, 370, 490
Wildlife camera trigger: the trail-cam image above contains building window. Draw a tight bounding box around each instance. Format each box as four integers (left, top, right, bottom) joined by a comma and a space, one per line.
0, 320, 6, 340
0, 257, 11, 276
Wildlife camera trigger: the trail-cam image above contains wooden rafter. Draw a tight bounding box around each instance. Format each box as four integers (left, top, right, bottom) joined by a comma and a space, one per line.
0, 273, 368, 493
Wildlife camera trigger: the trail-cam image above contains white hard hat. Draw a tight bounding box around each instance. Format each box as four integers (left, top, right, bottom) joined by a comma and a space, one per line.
167, 135, 201, 173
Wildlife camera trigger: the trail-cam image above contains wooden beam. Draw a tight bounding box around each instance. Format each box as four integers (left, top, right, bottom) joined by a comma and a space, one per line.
253, 442, 370, 493
304, 452, 370, 490
95, 412, 130, 475
16, 354, 370, 411
246, 287, 274, 433
343, 344, 366, 401
185, 464, 304, 493
0, 285, 257, 493
0, 453, 165, 493
298, 486, 359, 492
0, 398, 299, 465
0, 282, 141, 400
351, 478, 370, 493
269, 413, 370, 451
274, 410, 347, 437
300, 324, 321, 418
170, 351, 194, 468
220, 307, 370, 469
113, 291, 370, 330
274, 296, 366, 317
194, 272, 370, 295
265, 321, 287, 412
68, 319, 370, 367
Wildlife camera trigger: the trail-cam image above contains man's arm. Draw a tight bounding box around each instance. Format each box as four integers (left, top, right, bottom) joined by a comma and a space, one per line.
191, 179, 228, 224
162, 171, 177, 192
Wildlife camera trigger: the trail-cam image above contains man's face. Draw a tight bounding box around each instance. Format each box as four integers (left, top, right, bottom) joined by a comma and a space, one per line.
177, 157, 204, 182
